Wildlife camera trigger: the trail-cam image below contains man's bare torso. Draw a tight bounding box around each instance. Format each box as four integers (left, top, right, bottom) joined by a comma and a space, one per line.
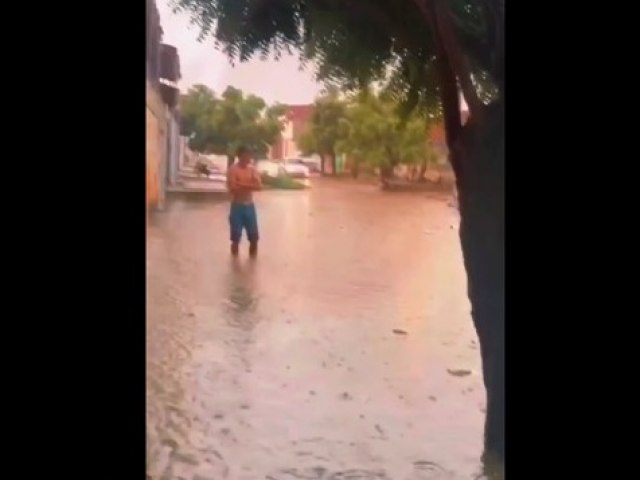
227, 164, 261, 203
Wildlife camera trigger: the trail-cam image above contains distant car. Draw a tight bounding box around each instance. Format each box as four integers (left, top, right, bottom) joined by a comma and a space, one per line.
283, 159, 311, 179
288, 158, 320, 173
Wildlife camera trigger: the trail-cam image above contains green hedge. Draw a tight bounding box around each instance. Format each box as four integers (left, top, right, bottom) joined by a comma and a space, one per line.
261, 174, 306, 190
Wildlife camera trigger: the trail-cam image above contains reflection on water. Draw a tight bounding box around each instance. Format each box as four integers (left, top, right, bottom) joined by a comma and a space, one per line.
147, 180, 490, 480
226, 259, 260, 327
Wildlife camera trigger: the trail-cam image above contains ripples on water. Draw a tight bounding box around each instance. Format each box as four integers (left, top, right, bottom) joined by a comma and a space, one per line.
147, 183, 488, 480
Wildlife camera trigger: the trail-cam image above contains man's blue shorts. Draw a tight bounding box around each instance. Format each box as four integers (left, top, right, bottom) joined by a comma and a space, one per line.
229, 203, 259, 243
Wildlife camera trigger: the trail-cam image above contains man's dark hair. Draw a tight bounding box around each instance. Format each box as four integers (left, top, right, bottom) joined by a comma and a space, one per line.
236, 145, 250, 157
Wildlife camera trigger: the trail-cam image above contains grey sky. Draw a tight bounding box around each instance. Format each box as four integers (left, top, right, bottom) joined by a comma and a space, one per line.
158, 0, 323, 104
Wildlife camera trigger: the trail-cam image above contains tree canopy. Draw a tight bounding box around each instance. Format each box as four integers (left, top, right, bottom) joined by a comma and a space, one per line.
297, 90, 347, 173
298, 89, 435, 177
336, 93, 432, 173
180, 84, 286, 159
171, 0, 503, 158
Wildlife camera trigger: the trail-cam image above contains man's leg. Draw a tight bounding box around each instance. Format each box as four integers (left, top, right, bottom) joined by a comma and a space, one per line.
245, 204, 260, 257
229, 204, 242, 256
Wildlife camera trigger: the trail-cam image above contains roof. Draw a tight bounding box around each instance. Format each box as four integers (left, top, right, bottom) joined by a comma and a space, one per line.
160, 43, 181, 82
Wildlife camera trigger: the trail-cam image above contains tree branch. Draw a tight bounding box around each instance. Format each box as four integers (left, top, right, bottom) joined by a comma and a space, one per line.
408, 3, 461, 137
412, 0, 485, 122
475, 0, 503, 88
337, 0, 422, 53
436, 56, 464, 180
432, 0, 485, 119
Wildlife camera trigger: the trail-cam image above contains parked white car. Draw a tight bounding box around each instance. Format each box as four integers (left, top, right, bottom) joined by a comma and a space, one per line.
288, 157, 321, 173
283, 159, 310, 179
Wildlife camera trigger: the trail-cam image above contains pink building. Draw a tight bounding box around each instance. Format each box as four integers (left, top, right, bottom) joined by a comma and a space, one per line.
269, 105, 314, 160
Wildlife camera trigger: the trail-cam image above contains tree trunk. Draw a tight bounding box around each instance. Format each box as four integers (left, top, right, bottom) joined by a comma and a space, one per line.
321, 153, 335, 176
455, 103, 504, 464
381, 148, 398, 181
352, 160, 360, 179
412, 0, 504, 466
227, 154, 234, 170
330, 152, 337, 176
418, 159, 428, 182
380, 164, 394, 180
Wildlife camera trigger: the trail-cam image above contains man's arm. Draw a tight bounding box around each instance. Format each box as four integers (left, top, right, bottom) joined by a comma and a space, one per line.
252, 169, 263, 191
227, 167, 238, 193
234, 169, 262, 191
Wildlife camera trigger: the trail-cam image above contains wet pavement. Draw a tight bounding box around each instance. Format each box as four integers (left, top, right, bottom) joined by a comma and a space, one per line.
147, 179, 485, 480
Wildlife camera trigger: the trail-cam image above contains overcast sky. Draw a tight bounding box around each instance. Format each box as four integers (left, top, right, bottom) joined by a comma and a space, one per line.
158, 0, 323, 104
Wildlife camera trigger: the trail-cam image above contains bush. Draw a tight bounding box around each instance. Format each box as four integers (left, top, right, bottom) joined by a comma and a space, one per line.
261, 173, 306, 190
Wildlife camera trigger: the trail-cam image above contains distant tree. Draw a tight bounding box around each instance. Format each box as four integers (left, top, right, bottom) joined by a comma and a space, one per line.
297, 91, 347, 175
180, 85, 286, 167
335, 94, 428, 180
179, 85, 223, 153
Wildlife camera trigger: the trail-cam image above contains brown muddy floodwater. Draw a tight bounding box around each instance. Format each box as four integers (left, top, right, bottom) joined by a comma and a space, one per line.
147, 179, 484, 480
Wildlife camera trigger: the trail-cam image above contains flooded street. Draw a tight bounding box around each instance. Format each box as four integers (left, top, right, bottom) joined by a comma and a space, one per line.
147, 179, 484, 480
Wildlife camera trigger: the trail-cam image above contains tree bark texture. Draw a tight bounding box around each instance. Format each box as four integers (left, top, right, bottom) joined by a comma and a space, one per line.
455, 103, 505, 462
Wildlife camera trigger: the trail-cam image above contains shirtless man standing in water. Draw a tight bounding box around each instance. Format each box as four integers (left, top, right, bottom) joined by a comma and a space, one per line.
226, 146, 262, 257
